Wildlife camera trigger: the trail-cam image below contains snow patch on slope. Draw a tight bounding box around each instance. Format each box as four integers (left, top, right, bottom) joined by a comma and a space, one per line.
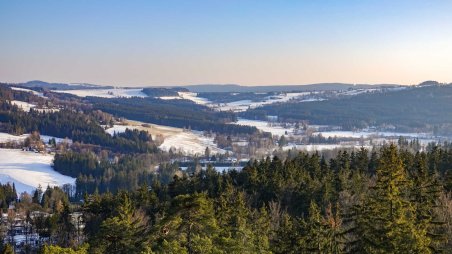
11, 100, 36, 112
0, 132, 71, 144
0, 149, 75, 194
105, 124, 225, 155
52, 88, 147, 98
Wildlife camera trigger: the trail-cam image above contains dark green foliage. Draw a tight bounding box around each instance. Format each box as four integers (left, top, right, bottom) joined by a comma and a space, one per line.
75, 145, 451, 253
88, 96, 258, 135
53, 151, 161, 197
0, 102, 157, 153
90, 193, 149, 254
199, 92, 275, 103
0, 183, 17, 209
141, 87, 188, 97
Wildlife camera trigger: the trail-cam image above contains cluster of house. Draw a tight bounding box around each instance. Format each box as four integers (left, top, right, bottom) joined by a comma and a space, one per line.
1, 204, 85, 252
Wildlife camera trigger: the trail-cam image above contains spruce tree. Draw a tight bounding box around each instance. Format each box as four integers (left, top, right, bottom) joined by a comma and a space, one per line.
359, 145, 430, 253
411, 152, 444, 252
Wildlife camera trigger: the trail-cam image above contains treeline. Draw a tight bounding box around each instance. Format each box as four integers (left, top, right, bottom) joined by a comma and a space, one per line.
53, 150, 178, 198
88, 96, 258, 135
0, 101, 157, 153
242, 84, 452, 132
308, 133, 339, 144
199, 92, 275, 103
0, 183, 18, 209
42, 144, 452, 253
56, 151, 156, 196
141, 87, 188, 97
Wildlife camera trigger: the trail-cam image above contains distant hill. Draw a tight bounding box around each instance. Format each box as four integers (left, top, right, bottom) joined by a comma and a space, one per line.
12, 80, 112, 90
241, 82, 452, 134
3, 80, 402, 92
182, 83, 400, 93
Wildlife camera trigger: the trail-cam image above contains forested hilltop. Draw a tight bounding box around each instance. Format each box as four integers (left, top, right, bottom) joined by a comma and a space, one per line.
88, 96, 257, 135
0, 82, 258, 136
242, 82, 452, 133
12, 144, 450, 253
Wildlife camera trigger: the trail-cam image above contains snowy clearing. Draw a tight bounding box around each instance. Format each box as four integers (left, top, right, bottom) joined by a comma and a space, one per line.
52, 88, 147, 98
11, 87, 46, 98
160, 130, 226, 155
105, 123, 226, 155
337, 87, 407, 97
0, 149, 75, 194
0, 132, 71, 144
233, 118, 293, 136
315, 130, 430, 139
178, 92, 210, 105
10, 100, 59, 113
163, 92, 313, 112
11, 100, 36, 112
282, 144, 372, 152
179, 166, 243, 172
159, 96, 181, 100
213, 92, 309, 112
0, 133, 29, 143
40, 135, 72, 144
158, 92, 211, 105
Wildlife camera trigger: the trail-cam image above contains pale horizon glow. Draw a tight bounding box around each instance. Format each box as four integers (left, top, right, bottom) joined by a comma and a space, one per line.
1, 0, 452, 87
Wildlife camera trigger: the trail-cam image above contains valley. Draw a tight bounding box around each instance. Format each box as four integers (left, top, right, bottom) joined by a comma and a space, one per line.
1, 81, 450, 195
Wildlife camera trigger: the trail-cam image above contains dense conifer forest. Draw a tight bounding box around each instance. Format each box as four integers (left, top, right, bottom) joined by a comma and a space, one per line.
88, 97, 258, 135
8, 144, 449, 253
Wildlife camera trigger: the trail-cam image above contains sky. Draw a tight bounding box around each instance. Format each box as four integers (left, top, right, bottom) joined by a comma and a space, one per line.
1, 0, 452, 86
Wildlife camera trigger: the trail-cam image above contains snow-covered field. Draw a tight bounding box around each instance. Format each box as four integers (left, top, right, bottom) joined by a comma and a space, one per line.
0, 149, 75, 194
179, 166, 243, 172
337, 86, 407, 97
11, 100, 36, 112
212, 92, 309, 112
0, 132, 71, 144
315, 130, 431, 139
105, 123, 226, 155
178, 92, 210, 105
10, 100, 59, 113
159, 96, 181, 100
34, 108, 60, 113
161, 91, 312, 112
338, 88, 380, 96
160, 130, 226, 155
233, 118, 293, 136
0, 133, 29, 143
104, 125, 131, 136
370, 138, 438, 147
11, 87, 46, 98
157, 92, 211, 105
52, 88, 147, 98
283, 144, 372, 152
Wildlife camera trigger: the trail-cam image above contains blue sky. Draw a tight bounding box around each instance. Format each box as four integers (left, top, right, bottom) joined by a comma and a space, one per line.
1, 0, 452, 86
